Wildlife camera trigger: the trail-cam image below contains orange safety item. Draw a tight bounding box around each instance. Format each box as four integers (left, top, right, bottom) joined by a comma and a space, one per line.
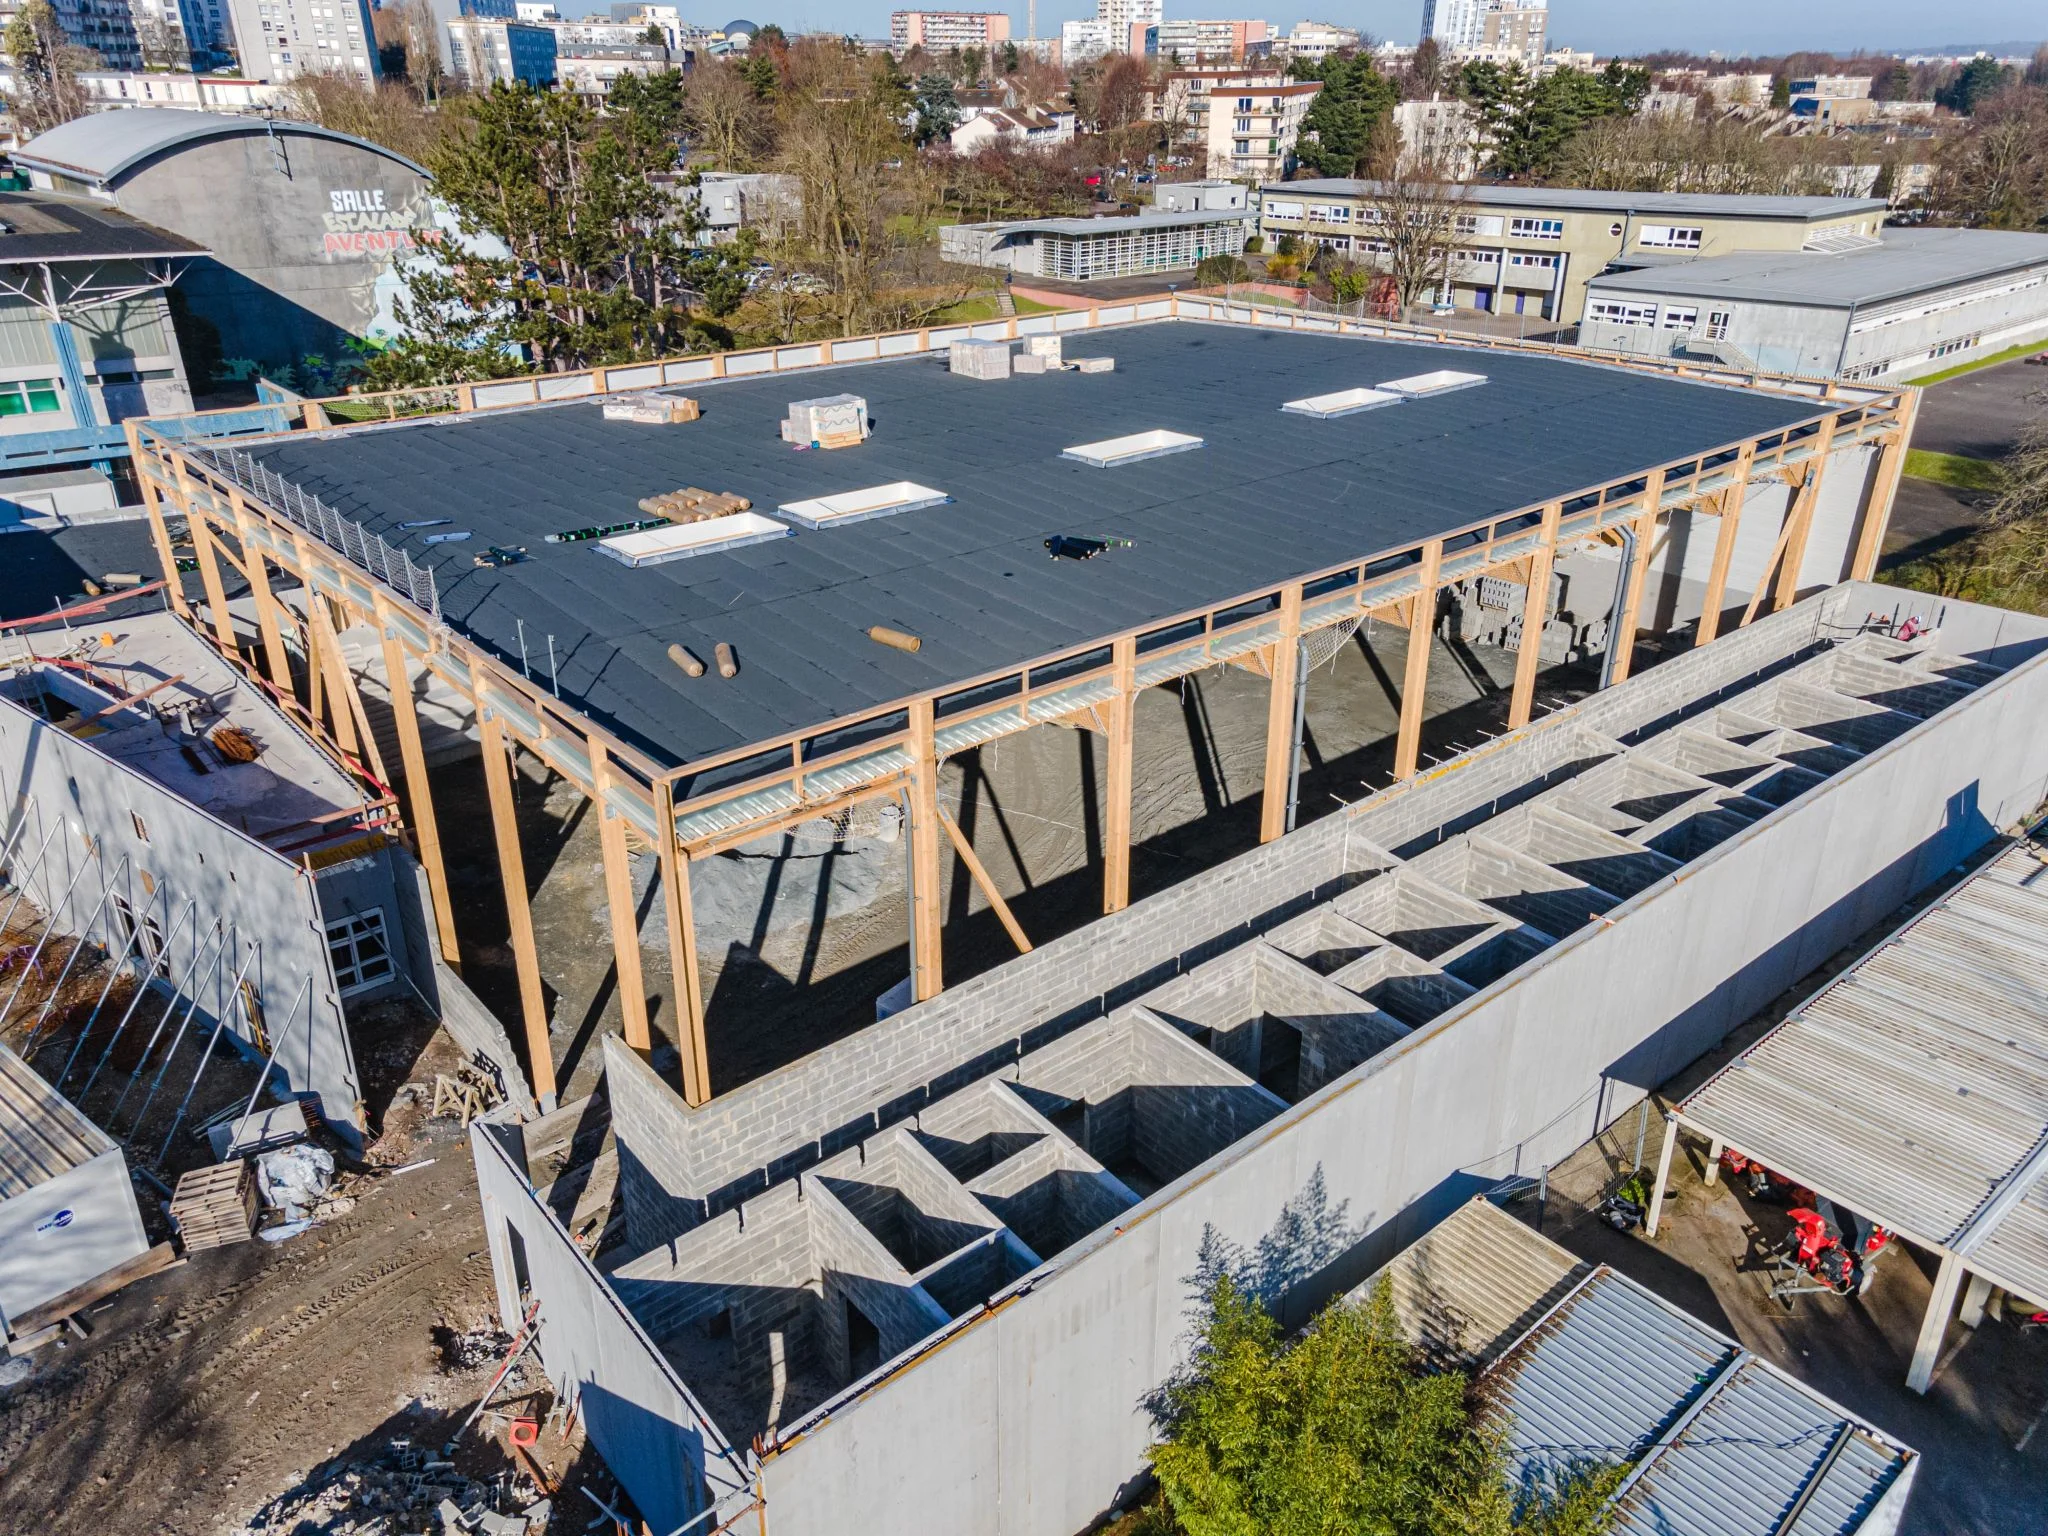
508, 1417, 541, 1448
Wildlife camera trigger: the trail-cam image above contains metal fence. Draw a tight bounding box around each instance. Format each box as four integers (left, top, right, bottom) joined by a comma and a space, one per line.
197, 446, 440, 622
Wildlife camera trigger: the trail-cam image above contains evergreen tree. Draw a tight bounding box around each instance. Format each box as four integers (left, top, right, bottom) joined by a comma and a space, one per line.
913, 72, 960, 145
1292, 54, 1401, 178
1938, 56, 2012, 116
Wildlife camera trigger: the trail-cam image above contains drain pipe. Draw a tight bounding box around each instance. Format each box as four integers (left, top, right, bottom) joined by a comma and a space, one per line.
1599, 522, 1637, 691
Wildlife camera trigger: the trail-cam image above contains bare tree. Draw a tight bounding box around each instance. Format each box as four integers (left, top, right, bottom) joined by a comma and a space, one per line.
1930, 85, 2048, 229
283, 73, 454, 164
685, 57, 772, 169
1351, 154, 1472, 313
6, 0, 92, 137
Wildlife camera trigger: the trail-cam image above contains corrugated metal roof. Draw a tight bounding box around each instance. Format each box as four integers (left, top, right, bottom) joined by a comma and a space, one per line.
1586, 228, 2048, 311
1680, 841, 2048, 1309
1274, 181, 1886, 220
949, 209, 1250, 238
12, 107, 428, 185
0, 1040, 114, 1200
248, 321, 1818, 771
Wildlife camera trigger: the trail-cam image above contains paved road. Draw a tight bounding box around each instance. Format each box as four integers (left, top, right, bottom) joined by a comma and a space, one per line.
1909, 355, 2046, 459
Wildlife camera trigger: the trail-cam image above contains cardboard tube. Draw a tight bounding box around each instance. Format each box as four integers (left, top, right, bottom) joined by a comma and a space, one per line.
715, 642, 738, 678
667, 643, 705, 678
867, 625, 922, 654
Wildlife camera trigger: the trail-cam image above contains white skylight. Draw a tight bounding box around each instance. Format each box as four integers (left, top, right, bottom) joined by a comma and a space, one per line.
777, 481, 951, 529
1062, 429, 1204, 467
1378, 370, 1488, 398
597, 512, 791, 568
1281, 387, 1405, 419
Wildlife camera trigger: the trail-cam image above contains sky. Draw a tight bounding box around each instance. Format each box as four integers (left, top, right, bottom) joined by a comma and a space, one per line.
745, 0, 2045, 56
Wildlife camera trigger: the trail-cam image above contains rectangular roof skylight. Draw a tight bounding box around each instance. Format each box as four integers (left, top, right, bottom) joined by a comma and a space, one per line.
1282, 387, 1404, 419
597, 511, 791, 568
1062, 429, 1204, 467
777, 481, 951, 529
1378, 370, 1487, 398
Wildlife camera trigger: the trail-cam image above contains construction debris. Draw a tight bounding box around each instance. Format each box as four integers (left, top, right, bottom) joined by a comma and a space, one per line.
210, 725, 260, 763
601, 392, 699, 425
258, 1142, 336, 1224
780, 393, 869, 449
231, 1438, 556, 1536
168, 1159, 259, 1251
666, 643, 706, 678
472, 546, 528, 568
635, 487, 753, 523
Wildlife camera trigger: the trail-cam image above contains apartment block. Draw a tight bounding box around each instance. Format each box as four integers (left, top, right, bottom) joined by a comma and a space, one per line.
889, 9, 1009, 53
1205, 79, 1320, 181
223, 0, 378, 82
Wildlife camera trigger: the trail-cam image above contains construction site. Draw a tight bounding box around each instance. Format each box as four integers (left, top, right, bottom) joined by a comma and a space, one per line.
3, 296, 2045, 1536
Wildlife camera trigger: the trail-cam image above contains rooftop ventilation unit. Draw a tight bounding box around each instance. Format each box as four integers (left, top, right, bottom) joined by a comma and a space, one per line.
1062, 429, 1203, 467
597, 511, 791, 567
778, 481, 952, 529
1282, 387, 1404, 419
1378, 370, 1487, 398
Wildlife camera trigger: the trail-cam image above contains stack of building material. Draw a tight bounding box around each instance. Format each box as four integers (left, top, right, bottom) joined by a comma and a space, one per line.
636, 487, 753, 523
168, 1160, 259, 1251
780, 393, 870, 448
602, 392, 700, 424
948, 340, 1010, 380
1026, 334, 1062, 366
1074, 356, 1114, 374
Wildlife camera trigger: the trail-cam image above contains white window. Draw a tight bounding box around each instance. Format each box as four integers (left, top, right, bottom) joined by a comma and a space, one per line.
1589, 299, 1656, 327
327, 909, 394, 994
1234, 140, 1250, 157
1639, 225, 1703, 250
1234, 116, 1251, 133
1507, 252, 1557, 270
1660, 306, 1699, 329
1235, 96, 1252, 111
1509, 216, 1564, 240
1706, 310, 1731, 339
1306, 204, 1348, 223
1264, 200, 1303, 220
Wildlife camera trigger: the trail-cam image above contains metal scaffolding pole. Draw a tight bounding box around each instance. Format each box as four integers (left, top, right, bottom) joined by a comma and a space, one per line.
77, 899, 199, 1099
0, 835, 103, 1027
111, 921, 226, 1131
158, 942, 267, 1164
226, 972, 314, 1142
0, 814, 61, 940
18, 853, 131, 1055
51, 880, 170, 1089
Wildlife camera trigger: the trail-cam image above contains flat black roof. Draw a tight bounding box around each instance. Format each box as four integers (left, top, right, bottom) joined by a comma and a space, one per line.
249, 322, 1818, 770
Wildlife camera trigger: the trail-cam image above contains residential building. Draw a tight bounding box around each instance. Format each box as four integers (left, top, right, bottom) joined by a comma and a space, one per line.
889, 9, 1008, 53
948, 105, 1077, 155
1282, 18, 1357, 65
1791, 73, 1873, 100
0, 65, 284, 110
555, 48, 670, 96
1149, 65, 1287, 159
1636, 90, 1699, 120
0, 0, 142, 71
1702, 71, 1773, 107
1204, 79, 1320, 181
1792, 95, 1877, 128
1261, 182, 1887, 322
545, 14, 657, 50
1096, 0, 1158, 55
1392, 94, 1482, 178
1580, 227, 2048, 381
1142, 17, 1270, 64
939, 207, 1250, 278
682, 171, 798, 244
1540, 43, 1593, 71
222, 0, 378, 82
513, 1, 557, 17
446, 15, 556, 86
1152, 178, 1247, 213
1422, 0, 1544, 65
1059, 16, 1113, 65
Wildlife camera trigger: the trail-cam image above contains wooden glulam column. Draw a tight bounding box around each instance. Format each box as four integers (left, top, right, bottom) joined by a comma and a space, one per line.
375, 597, 461, 970
1852, 393, 1920, 581
228, 489, 294, 694
1605, 470, 1666, 686
1693, 444, 1757, 648
1393, 542, 1443, 782
129, 429, 192, 622
175, 458, 240, 656
1507, 502, 1563, 730
591, 740, 652, 1054
906, 696, 945, 1003
1103, 634, 1137, 913
1772, 416, 1839, 613
1259, 584, 1305, 844
477, 698, 557, 1109
656, 778, 710, 1105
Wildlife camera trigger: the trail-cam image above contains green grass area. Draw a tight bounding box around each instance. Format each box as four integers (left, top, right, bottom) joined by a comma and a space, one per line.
1903, 339, 2047, 386
1012, 294, 1058, 315
1904, 449, 2004, 492
927, 293, 1063, 324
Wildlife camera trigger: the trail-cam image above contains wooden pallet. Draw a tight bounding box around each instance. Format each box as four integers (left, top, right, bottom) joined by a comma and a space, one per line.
169, 1160, 258, 1251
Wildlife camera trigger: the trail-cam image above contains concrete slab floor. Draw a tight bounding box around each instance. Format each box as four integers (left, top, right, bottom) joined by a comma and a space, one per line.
430, 623, 1601, 1103
1527, 857, 2048, 1536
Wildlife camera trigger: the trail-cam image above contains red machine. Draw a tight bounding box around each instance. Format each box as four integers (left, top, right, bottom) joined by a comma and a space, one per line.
1771, 1197, 1891, 1306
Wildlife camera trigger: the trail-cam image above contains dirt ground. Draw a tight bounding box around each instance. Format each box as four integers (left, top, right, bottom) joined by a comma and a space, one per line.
433, 625, 1601, 1102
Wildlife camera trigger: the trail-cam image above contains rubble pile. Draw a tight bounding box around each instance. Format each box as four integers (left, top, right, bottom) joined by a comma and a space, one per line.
234, 1441, 553, 1535
438, 1325, 514, 1373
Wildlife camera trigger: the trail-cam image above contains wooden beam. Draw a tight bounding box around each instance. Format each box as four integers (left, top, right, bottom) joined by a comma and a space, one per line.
906, 697, 945, 1002
478, 704, 556, 1109
1772, 417, 1838, 613
177, 460, 240, 657
938, 806, 1031, 955
1693, 450, 1754, 648
1259, 584, 1305, 843
1103, 634, 1137, 913
1508, 502, 1562, 730
1739, 509, 1803, 631
1605, 472, 1666, 685
1851, 393, 1920, 581
655, 778, 710, 1105
306, 594, 364, 763
230, 490, 294, 694
126, 426, 190, 621
1393, 543, 1443, 782
376, 599, 460, 970
592, 740, 651, 1053
1907, 1251, 1964, 1394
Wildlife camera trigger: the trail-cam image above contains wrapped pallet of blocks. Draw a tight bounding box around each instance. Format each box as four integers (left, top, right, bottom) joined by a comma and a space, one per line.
602, 391, 699, 424
1013, 352, 1048, 375
1024, 334, 1062, 365
948, 339, 1010, 380
1074, 356, 1114, 374
780, 393, 870, 448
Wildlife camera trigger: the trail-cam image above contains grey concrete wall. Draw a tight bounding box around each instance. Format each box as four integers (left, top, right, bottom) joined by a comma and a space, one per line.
750, 585, 2048, 1536
471, 1122, 756, 1535
0, 698, 361, 1142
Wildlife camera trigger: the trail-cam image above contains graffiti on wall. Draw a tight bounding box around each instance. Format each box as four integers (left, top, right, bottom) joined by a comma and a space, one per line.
322, 187, 444, 258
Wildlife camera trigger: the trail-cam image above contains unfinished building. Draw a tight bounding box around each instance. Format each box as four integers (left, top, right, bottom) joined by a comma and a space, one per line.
126, 301, 1916, 1124
474, 578, 2048, 1534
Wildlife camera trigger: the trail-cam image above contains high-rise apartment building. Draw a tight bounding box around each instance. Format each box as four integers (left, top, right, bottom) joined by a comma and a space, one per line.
223, 0, 379, 81
1144, 17, 1269, 63
889, 10, 1010, 53
0, 0, 143, 70
1097, 0, 1159, 55
1421, 0, 1543, 65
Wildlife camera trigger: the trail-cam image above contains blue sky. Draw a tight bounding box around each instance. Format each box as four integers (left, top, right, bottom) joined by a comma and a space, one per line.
746, 1, 2044, 55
